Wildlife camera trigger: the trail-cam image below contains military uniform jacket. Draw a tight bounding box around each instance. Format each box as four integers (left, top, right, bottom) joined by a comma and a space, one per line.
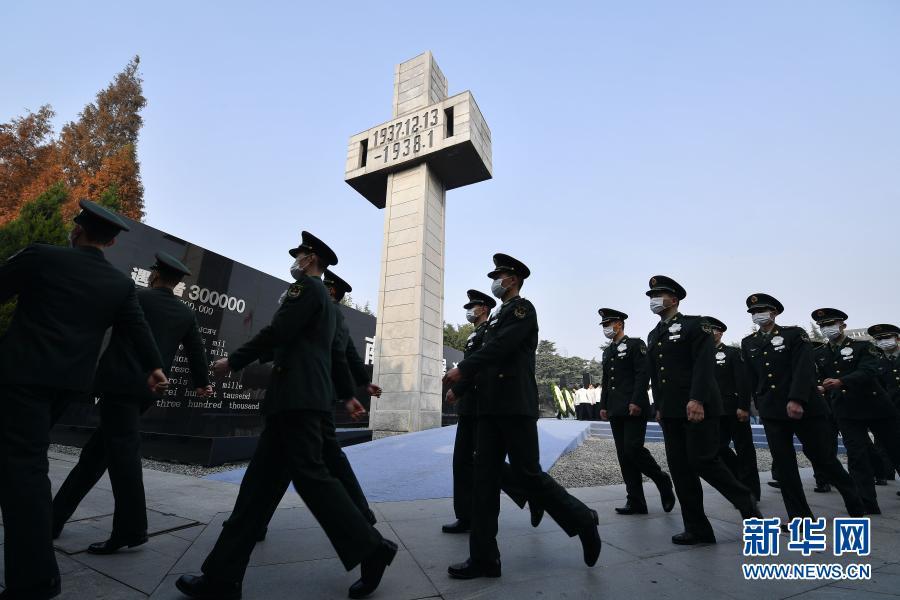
647, 313, 722, 419
598, 336, 650, 418
714, 343, 750, 414
94, 286, 210, 399
741, 325, 826, 420
227, 275, 353, 415
457, 296, 539, 418
875, 350, 900, 409
334, 309, 366, 390
0, 244, 162, 392
451, 321, 488, 417
814, 338, 896, 420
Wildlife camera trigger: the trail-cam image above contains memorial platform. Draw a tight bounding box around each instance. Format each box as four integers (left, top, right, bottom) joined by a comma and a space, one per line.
1, 428, 898, 599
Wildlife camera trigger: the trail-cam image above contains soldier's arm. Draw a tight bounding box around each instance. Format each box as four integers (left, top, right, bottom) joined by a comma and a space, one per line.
839, 345, 881, 387
183, 316, 211, 388
732, 348, 751, 411
631, 340, 651, 412
229, 289, 318, 371
457, 305, 536, 377
0, 245, 36, 303
689, 320, 716, 406
788, 332, 815, 404
345, 338, 370, 386
598, 356, 609, 410
115, 285, 164, 371
332, 329, 355, 401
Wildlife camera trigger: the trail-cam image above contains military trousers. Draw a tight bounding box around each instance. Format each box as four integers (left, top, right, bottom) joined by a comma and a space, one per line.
202, 410, 382, 583
659, 416, 755, 538
469, 415, 594, 561
762, 417, 863, 519
52, 394, 148, 539
609, 416, 666, 509
0, 385, 71, 598
813, 415, 840, 487
718, 415, 761, 500
240, 412, 376, 538
837, 417, 900, 510
452, 415, 528, 521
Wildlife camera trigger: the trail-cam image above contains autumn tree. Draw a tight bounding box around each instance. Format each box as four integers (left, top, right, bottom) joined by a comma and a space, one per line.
0, 56, 147, 225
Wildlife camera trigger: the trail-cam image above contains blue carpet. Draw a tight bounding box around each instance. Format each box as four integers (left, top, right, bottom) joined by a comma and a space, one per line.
206, 419, 592, 502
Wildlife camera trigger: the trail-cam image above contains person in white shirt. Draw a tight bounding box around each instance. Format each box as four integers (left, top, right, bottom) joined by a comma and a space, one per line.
574, 385, 592, 420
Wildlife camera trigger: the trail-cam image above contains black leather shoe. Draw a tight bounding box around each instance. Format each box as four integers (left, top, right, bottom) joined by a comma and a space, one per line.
875, 479, 888, 486
658, 475, 676, 513
441, 519, 470, 534
741, 499, 763, 520
579, 509, 602, 567
615, 503, 648, 515
672, 531, 716, 545
365, 508, 378, 526
814, 483, 831, 493
87, 533, 148, 555
767, 480, 781, 489
529, 502, 544, 527
175, 574, 241, 599
348, 539, 398, 599
447, 557, 502, 579
256, 527, 267, 542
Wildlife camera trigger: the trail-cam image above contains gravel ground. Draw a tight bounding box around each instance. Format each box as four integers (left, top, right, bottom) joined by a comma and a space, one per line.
548, 437, 834, 488
49, 444, 249, 478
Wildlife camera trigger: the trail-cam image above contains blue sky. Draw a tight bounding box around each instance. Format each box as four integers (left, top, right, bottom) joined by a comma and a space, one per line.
2, 1, 898, 358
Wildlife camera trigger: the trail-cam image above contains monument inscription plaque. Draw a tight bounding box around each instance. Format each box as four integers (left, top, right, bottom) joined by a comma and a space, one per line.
345, 52, 492, 437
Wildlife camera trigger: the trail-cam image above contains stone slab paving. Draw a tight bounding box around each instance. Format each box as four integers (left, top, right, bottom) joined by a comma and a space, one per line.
1, 453, 899, 598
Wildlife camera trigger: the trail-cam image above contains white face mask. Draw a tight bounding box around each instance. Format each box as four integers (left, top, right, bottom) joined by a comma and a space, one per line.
491, 277, 508, 299
465, 308, 478, 323
602, 325, 616, 339
649, 297, 667, 314
751, 311, 773, 326
290, 254, 313, 281
876, 338, 898, 350
821, 324, 842, 340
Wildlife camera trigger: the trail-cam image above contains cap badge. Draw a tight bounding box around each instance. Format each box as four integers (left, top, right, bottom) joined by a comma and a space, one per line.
750, 295, 758, 303
650, 277, 658, 286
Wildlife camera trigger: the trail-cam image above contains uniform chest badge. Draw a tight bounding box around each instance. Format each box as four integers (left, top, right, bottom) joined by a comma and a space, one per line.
669, 323, 682, 333
287, 283, 303, 299
514, 305, 527, 319
772, 336, 784, 347
467, 333, 476, 341
617, 343, 627, 352
841, 347, 854, 357
716, 351, 726, 360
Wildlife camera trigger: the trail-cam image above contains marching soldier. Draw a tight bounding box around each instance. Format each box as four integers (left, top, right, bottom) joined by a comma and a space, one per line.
702, 317, 761, 501
52, 252, 213, 554
175, 232, 396, 600
0, 200, 166, 600
812, 308, 900, 514
741, 296, 864, 522
869, 323, 900, 492
645, 276, 760, 545
597, 308, 675, 515
443, 290, 541, 534
443, 254, 601, 579
232, 268, 380, 544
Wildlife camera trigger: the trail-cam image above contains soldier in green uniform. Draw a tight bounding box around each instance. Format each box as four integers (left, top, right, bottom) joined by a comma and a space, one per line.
247, 268, 380, 543
442, 290, 540, 534
812, 308, 900, 514
597, 308, 675, 515
443, 254, 601, 579
702, 317, 761, 501
0, 200, 166, 600
645, 276, 760, 546
52, 252, 212, 554
175, 232, 396, 600
868, 323, 900, 494
742, 296, 864, 522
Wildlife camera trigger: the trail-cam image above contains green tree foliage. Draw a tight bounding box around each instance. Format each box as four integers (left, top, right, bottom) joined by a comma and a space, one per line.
339, 293, 373, 315
0, 183, 70, 332
443, 321, 475, 352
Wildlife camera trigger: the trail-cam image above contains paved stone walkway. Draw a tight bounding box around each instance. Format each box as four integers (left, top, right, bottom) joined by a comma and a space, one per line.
2, 448, 899, 599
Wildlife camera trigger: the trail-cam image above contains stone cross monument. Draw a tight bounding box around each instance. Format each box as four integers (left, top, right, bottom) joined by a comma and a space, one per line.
344, 52, 492, 437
